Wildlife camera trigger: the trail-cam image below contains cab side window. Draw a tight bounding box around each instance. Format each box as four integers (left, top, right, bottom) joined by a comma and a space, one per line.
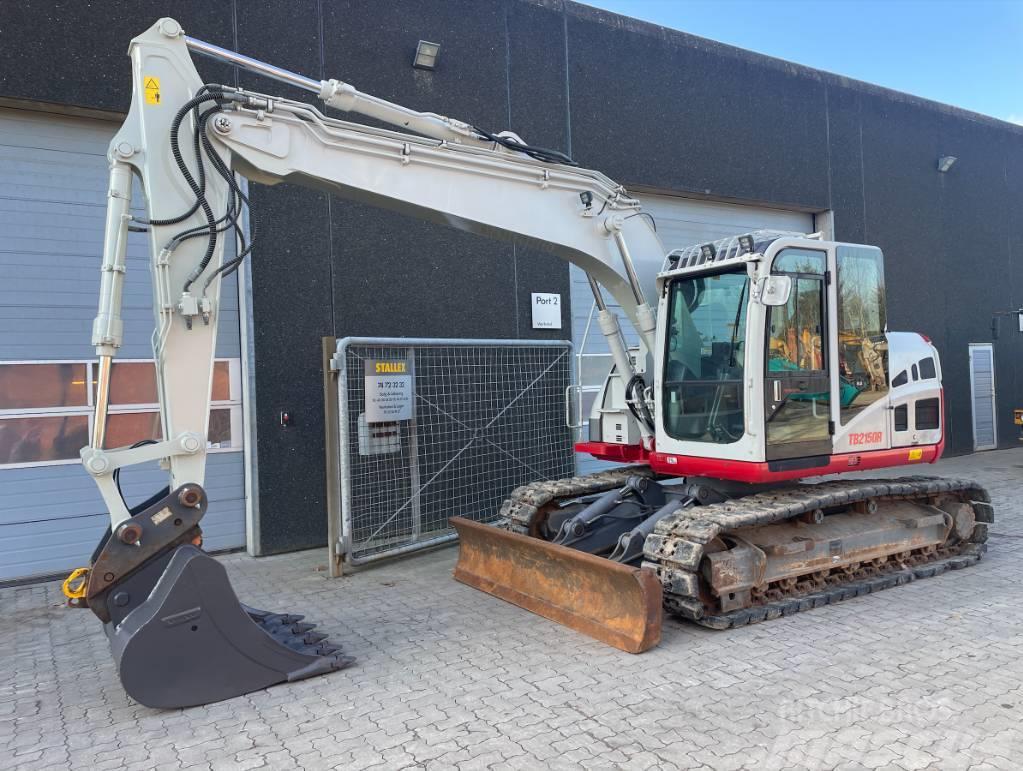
836, 245, 888, 424
768, 278, 825, 373
767, 249, 826, 374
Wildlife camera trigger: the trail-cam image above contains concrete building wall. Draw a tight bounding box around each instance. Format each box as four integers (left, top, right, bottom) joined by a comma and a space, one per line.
1, 0, 1019, 554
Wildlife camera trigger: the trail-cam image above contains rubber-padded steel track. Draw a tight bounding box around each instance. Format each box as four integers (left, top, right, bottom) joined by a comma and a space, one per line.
642, 476, 992, 627
501, 466, 654, 536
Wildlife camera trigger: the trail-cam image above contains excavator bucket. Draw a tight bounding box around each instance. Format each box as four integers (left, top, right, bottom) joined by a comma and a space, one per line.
80, 485, 353, 709
451, 517, 662, 653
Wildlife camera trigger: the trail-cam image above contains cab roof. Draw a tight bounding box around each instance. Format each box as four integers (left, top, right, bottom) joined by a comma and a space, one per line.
660, 229, 807, 274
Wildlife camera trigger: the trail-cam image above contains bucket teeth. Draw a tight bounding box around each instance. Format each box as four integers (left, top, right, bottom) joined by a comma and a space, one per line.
255, 614, 344, 656
247, 610, 352, 662
235, 596, 343, 652
243, 607, 306, 626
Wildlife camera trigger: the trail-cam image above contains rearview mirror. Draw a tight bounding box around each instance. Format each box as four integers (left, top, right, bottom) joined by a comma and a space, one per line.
758, 275, 792, 306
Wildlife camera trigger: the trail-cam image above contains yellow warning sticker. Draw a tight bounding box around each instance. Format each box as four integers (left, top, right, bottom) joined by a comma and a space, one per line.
908, 448, 923, 461
144, 75, 161, 105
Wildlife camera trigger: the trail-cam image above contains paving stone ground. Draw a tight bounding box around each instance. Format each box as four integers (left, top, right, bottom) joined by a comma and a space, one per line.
3, 448, 1023, 770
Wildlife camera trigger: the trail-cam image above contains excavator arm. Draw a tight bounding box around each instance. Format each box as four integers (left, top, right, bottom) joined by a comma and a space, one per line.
86, 18, 663, 530
73, 18, 665, 708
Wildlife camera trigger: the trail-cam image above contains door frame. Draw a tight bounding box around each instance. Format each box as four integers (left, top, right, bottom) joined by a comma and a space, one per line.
763, 247, 834, 461
968, 342, 997, 451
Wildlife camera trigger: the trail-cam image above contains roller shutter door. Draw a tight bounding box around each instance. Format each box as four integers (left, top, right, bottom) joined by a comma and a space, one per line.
0, 106, 247, 581
570, 194, 814, 474
969, 343, 997, 451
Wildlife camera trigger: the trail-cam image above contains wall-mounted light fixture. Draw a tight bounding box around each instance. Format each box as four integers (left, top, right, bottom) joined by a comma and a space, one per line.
413, 40, 440, 70
937, 155, 957, 173
989, 306, 1023, 339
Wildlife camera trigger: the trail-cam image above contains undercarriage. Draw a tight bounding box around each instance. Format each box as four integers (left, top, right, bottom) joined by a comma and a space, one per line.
480, 468, 991, 637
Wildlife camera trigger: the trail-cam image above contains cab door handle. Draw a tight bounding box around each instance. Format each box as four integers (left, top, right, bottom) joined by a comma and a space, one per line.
773, 380, 781, 402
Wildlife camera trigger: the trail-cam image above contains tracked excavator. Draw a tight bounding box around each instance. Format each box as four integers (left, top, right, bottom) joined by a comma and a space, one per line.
65, 19, 991, 708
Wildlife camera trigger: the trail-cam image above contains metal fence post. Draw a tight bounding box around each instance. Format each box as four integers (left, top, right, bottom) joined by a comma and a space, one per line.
322, 337, 344, 578
407, 346, 422, 542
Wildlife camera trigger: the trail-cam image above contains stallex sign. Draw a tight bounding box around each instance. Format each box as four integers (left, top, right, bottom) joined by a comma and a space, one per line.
364, 359, 414, 422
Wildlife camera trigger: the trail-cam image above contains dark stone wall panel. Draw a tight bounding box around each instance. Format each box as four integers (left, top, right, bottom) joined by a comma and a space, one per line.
235, 0, 323, 102
327, 200, 518, 339
824, 85, 866, 245
248, 184, 334, 553
320, 0, 509, 132
563, 8, 830, 209
0, 2, 234, 114
933, 118, 1017, 453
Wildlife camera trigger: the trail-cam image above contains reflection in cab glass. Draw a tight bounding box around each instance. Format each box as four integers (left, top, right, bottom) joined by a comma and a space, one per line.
663, 269, 748, 444
836, 245, 888, 425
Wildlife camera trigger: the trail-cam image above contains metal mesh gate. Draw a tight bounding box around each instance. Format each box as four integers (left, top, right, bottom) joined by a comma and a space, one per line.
332, 338, 574, 567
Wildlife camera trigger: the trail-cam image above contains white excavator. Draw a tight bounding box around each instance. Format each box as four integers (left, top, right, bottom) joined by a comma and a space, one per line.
64, 19, 991, 708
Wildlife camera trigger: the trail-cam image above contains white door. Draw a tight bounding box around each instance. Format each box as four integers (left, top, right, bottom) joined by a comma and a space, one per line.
968, 343, 997, 451
0, 107, 248, 581
570, 194, 815, 474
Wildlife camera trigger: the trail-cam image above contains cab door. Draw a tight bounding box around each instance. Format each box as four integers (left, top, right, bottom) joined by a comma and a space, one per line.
764, 248, 833, 460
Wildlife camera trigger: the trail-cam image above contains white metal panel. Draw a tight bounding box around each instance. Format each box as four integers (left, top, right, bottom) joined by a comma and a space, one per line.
969, 343, 997, 451
570, 194, 814, 475
0, 107, 247, 581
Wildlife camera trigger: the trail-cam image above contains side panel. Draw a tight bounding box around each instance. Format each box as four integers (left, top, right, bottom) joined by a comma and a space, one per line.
886, 333, 943, 450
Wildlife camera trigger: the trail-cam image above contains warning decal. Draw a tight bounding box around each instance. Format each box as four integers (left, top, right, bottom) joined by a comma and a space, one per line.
144, 76, 161, 105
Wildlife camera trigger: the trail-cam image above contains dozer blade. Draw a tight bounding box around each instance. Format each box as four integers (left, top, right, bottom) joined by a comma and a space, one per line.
451, 517, 662, 653
107, 544, 353, 709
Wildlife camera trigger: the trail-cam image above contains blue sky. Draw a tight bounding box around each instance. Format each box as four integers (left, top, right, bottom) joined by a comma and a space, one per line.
580, 0, 1023, 124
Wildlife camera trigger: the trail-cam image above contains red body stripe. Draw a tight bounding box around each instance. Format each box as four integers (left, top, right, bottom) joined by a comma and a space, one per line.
574, 441, 943, 483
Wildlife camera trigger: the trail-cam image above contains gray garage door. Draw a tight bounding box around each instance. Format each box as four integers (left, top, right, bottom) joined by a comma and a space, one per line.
570, 194, 815, 474
969, 343, 997, 451
0, 106, 247, 581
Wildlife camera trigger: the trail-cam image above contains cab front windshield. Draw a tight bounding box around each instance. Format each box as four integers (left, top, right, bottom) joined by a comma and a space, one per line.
663, 269, 748, 444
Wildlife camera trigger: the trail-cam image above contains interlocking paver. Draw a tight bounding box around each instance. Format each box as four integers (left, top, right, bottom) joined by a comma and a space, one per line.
3, 449, 1023, 769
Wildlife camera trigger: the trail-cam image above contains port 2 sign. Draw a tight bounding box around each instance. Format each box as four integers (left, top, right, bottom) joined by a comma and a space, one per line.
364, 359, 414, 422
531, 293, 562, 330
